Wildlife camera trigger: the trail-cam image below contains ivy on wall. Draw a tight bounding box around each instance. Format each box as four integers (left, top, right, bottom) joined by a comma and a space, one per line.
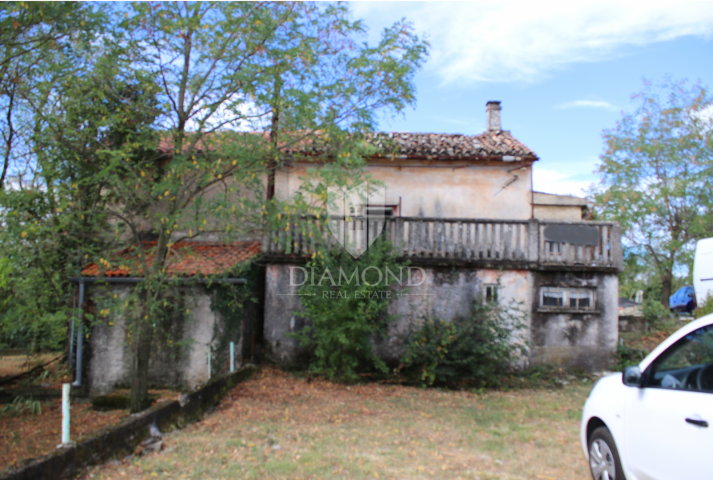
204, 261, 262, 375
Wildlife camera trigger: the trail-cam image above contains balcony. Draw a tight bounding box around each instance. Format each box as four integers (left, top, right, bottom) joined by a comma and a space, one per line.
261, 216, 623, 271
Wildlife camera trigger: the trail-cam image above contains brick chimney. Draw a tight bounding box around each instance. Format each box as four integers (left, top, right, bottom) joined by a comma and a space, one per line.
486, 101, 501, 132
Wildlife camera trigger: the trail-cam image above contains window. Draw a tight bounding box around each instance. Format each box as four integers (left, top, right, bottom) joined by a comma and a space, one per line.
540, 287, 595, 311
366, 205, 396, 217
541, 286, 565, 307
484, 284, 499, 303
547, 241, 563, 254
569, 289, 592, 309
647, 325, 713, 392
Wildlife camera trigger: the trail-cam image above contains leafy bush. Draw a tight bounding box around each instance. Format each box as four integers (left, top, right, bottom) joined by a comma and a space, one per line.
397, 300, 528, 388
694, 294, 713, 319
643, 298, 672, 329
0, 256, 68, 354
615, 342, 648, 371
290, 239, 406, 382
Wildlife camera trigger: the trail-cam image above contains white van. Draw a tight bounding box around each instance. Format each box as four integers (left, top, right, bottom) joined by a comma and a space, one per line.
693, 237, 713, 304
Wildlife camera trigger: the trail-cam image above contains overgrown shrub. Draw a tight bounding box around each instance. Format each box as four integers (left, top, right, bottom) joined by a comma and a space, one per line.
290, 239, 406, 382
615, 342, 648, 371
204, 261, 262, 371
0, 258, 67, 353
397, 300, 528, 388
643, 298, 672, 329
694, 294, 713, 319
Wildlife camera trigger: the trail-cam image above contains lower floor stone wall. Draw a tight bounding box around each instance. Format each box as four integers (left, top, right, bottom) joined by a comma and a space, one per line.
86, 285, 240, 396
85, 264, 619, 393
529, 271, 619, 370
263, 263, 619, 371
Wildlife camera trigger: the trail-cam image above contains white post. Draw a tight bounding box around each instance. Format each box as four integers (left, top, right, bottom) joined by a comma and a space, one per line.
230, 342, 235, 373
208, 351, 212, 378
61, 383, 70, 444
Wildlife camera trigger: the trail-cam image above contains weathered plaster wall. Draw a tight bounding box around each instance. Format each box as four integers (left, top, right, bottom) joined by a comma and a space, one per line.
376, 268, 532, 363
179, 293, 216, 389
263, 264, 309, 367
87, 286, 233, 396
275, 161, 533, 220
533, 205, 582, 222
87, 285, 133, 397
529, 272, 618, 370
263, 263, 619, 371
262, 264, 532, 365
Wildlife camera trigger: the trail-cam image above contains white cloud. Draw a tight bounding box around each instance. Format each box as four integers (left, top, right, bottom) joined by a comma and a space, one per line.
555, 100, 619, 111
532, 157, 600, 197
352, 2, 713, 84
533, 168, 594, 197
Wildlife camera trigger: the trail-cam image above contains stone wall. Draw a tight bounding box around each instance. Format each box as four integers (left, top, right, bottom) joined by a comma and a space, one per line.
263, 264, 310, 368
262, 263, 618, 371
86, 285, 242, 396
529, 271, 618, 370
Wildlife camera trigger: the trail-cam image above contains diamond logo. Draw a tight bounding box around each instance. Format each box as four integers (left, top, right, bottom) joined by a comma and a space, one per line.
327, 182, 386, 258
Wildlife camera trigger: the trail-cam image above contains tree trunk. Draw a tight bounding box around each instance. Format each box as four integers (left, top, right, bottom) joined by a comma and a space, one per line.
129, 320, 153, 412
129, 234, 169, 412
266, 70, 282, 201
129, 294, 154, 413
661, 270, 673, 310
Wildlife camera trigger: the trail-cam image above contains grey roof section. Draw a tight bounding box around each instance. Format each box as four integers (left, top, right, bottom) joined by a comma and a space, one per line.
619, 297, 641, 308
533, 192, 588, 207
368, 130, 538, 160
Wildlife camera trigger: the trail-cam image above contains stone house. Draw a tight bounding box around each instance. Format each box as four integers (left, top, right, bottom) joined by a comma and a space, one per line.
262, 101, 622, 371
78, 101, 622, 395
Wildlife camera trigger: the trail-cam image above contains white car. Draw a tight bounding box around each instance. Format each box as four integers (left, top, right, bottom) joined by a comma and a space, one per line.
581, 314, 713, 480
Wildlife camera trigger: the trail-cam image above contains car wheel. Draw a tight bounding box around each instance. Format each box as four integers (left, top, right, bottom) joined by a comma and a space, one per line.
589, 427, 625, 480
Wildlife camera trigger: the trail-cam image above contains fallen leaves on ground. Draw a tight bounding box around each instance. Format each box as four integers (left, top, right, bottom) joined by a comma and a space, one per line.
0, 353, 177, 473
85, 367, 593, 480
0, 398, 125, 470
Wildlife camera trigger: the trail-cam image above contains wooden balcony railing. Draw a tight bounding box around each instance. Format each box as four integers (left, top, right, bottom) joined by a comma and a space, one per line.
262, 216, 622, 270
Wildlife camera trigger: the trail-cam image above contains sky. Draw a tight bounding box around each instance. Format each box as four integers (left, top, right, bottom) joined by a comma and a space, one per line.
351, 1, 713, 198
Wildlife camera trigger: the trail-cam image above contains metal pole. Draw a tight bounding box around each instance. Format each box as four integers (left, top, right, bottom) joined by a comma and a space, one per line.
230, 342, 235, 373
61, 383, 70, 444
73, 279, 84, 387
68, 291, 76, 369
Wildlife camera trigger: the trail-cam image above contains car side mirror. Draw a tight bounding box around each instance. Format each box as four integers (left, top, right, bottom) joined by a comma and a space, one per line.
623, 366, 643, 387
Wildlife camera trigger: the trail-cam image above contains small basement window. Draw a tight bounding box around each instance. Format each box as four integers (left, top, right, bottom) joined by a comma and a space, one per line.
484, 284, 499, 303
540, 287, 596, 311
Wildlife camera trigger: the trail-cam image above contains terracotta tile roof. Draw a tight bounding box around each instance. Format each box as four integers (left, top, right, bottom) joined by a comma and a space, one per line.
81, 241, 261, 278
157, 130, 537, 162
367, 130, 537, 160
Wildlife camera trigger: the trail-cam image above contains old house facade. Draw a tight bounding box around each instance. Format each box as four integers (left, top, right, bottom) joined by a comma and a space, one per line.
80, 101, 622, 395
262, 101, 622, 372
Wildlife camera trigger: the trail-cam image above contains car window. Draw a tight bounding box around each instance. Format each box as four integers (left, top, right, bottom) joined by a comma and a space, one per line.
646, 325, 713, 393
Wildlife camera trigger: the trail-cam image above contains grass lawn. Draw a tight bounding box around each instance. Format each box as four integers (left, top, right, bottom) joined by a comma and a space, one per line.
86, 368, 594, 480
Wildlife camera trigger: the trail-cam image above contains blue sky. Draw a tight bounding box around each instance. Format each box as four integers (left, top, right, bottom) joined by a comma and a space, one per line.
351, 2, 713, 197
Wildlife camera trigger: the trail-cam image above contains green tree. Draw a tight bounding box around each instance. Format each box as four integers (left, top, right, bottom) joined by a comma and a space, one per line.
291, 239, 406, 382
0, 1, 102, 189
1, 1, 427, 410
0, 3, 106, 353
65, 2, 426, 411
592, 79, 713, 308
